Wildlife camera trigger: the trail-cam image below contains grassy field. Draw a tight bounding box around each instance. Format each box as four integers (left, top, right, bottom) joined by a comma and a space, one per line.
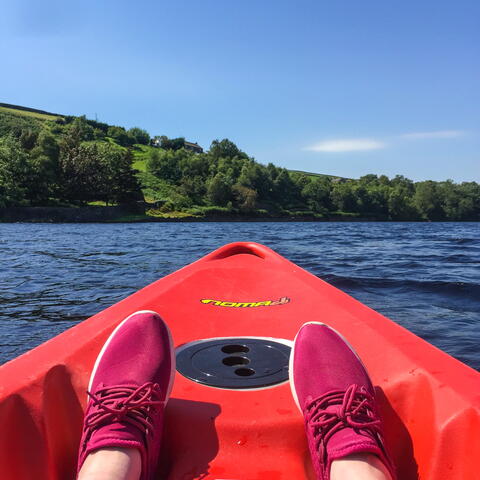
0, 105, 60, 121
87, 201, 118, 206
289, 169, 348, 181
132, 144, 156, 171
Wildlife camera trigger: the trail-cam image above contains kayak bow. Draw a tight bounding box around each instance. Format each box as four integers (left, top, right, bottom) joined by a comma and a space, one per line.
0, 242, 479, 479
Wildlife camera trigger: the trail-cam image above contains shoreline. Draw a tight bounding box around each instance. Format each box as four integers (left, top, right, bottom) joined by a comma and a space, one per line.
1, 206, 478, 223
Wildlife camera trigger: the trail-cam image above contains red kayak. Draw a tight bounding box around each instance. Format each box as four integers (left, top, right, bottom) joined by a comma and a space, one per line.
0, 242, 479, 479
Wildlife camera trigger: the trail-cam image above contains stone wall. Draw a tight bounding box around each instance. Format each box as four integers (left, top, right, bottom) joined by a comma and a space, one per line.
0, 205, 144, 223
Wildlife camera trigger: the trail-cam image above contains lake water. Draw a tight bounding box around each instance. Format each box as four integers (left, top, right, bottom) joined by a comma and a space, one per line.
1, 222, 479, 370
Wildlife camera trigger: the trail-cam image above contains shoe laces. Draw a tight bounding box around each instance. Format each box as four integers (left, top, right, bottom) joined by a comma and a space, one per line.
305, 384, 382, 465
84, 382, 163, 438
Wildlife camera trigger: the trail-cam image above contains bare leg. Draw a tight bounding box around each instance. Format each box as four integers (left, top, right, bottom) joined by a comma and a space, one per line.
331, 453, 393, 480
290, 323, 396, 480
76, 312, 174, 479
78, 448, 141, 480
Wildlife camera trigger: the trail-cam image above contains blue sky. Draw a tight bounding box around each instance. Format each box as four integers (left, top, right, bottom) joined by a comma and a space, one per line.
1, 0, 479, 181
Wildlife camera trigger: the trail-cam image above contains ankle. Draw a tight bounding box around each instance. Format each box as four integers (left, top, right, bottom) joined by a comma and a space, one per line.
77, 447, 142, 480
330, 453, 393, 480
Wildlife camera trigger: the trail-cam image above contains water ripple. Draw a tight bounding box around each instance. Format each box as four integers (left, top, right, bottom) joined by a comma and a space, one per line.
1, 222, 479, 370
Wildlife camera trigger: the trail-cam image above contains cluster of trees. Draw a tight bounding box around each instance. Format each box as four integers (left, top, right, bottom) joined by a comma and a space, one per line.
142, 139, 480, 220
0, 113, 141, 206
325, 175, 479, 220
1, 108, 479, 220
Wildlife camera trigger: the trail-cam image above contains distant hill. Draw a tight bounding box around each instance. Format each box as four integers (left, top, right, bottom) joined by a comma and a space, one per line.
0, 103, 347, 180
289, 169, 350, 182
0, 102, 62, 121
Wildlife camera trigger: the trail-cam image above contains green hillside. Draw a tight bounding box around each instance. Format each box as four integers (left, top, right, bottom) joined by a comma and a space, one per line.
0, 103, 342, 182
288, 169, 349, 181
0, 102, 479, 221
0, 103, 61, 121
131, 145, 153, 172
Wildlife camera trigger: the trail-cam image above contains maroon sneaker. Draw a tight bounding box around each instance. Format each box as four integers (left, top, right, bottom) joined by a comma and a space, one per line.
289, 322, 395, 480
77, 310, 175, 480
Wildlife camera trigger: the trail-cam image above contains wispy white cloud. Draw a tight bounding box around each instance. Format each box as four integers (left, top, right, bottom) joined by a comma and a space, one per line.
305, 138, 386, 153
400, 130, 465, 139
304, 129, 467, 153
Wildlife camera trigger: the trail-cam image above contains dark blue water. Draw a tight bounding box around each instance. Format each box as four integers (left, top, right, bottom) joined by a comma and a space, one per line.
1, 222, 479, 370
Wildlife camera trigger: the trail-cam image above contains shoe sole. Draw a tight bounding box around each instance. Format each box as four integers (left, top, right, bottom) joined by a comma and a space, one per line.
288, 321, 369, 412
87, 310, 176, 402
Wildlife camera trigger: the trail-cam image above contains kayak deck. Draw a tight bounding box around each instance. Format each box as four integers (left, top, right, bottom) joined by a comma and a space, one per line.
1, 242, 479, 479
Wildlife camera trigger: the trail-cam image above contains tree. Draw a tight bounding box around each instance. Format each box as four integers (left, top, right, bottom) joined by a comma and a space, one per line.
378, 175, 390, 186
331, 182, 356, 212
67, 116, 95, 143
238, 162, 271, 200
354, 184, 389, 217
179, 153, 210, 179
162, 190, 193, 211
98, 146, 140, 204
358, 174, 379, 185
232, 184, 257, 211
26, 130, 62, 204
209, 139, 248, 159
0, 136, 32, 207
438, 180, 461, 220
272, 169, 298, 205
290, 172, 310, 192
39, 130, 60, 160
128, 127, 150, 145
206, 173, 232, 206
147, 148, 184, 183
216, 155, 246, 181
59, 142, 140, 204
159, 136, 185, 151
107, 126, 131, 147
414, 181, 444, 220
391, 175, 415, 195
388, 186, 416, 220
19, 129, 38, 150
457, 182, 480, 220
93, 128, 106, 140
178, 175, 206, 204
302, 177, 331, 213
59, 143, 99, 203
439, 180, 480, 220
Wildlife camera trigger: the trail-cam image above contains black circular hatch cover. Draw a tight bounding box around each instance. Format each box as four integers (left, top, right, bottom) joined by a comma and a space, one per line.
175, 337, 292, 390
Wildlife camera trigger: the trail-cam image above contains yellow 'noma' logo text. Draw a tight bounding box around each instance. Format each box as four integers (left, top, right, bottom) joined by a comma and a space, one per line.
200, 297, 290, 308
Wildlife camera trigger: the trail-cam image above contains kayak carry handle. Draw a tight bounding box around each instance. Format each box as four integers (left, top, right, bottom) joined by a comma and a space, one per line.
206, 242, 279, 262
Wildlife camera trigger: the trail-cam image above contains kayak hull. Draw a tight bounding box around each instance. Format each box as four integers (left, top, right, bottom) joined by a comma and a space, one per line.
1, 242, 479, 479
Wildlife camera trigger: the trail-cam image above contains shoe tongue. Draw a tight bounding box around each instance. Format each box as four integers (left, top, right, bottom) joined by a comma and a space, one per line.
323, 404, 380, 460
82, 385, 149, 458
